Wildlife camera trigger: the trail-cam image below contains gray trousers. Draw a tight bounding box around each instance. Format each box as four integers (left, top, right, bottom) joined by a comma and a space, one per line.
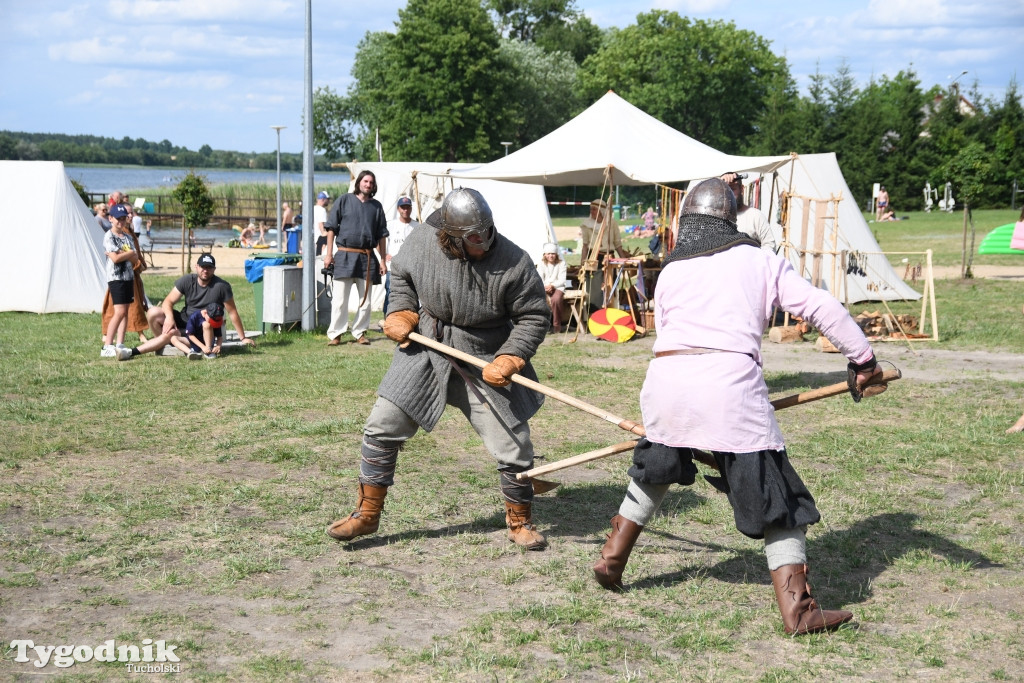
358, 373, 535, 502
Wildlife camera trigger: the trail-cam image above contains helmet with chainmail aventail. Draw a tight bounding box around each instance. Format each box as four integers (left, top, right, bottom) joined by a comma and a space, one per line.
665, 178, 756, 265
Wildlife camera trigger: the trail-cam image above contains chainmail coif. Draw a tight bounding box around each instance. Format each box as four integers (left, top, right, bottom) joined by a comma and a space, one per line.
662, 213, 759, 266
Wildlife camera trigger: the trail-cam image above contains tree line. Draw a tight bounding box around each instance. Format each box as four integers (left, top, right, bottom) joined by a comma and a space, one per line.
313, 0, 1023, 210
0, 130, 335, 173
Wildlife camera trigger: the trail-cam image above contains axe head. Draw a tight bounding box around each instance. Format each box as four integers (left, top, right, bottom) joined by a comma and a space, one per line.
531, 479, 561, 495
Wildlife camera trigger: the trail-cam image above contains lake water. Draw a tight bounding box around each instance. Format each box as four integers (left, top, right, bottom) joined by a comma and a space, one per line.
68, 164, 352, 244
65, 165, 351, 194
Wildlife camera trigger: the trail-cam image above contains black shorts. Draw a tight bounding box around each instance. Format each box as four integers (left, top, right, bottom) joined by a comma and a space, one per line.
172, 308, 187, 331
108, 280, 134, 305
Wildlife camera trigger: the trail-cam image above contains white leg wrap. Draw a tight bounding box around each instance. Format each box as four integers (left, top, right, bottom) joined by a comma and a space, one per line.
763, 525, 807, 571
618, 479, 670, 527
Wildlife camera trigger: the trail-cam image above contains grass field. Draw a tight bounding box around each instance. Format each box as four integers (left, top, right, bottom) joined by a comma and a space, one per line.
1, 214, 1023, 680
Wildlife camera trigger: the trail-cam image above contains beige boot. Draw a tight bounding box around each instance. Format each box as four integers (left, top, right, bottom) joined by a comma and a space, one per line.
770, 563, 853, 635
326, 483, 387, 541
504, 501, 547, 550
593, 514, 644, 590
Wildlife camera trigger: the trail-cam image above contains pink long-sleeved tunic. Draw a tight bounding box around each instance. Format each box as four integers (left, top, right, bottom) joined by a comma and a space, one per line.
642, 245, 873, 452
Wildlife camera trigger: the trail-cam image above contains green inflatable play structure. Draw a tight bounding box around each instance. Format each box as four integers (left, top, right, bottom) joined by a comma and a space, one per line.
977, 223, 1024, 255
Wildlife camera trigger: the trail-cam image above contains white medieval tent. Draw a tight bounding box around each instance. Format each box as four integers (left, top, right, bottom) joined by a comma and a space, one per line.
457, 91, 918, 304
0, 161, 107, 313
736, 153, 921, 303
456, 91, 788, 186
336, 161, 556, 312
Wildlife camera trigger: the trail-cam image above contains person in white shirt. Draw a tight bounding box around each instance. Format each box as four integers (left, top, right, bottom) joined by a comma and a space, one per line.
314, 191, 331, 256
384, 195, 419, 314
536, 242, 567, 332
721, 173, 778, 254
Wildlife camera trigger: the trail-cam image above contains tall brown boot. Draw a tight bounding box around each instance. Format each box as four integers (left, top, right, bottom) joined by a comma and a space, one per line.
593, 514, 644, 590
326, 483, 388, 541
504, 501, 547, 550
770, 563, 853, 635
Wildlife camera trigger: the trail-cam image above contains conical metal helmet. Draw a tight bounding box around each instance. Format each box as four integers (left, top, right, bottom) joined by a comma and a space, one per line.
681, 178, 737, 224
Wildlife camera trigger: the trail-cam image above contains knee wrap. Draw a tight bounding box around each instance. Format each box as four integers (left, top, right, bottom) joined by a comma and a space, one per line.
359, 436, 401, 487
498, 466, 533, 505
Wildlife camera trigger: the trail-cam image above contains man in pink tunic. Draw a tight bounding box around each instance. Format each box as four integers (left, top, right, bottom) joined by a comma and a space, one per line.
593, 178, 882, 636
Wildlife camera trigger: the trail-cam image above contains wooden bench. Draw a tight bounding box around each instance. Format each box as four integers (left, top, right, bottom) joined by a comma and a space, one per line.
144, 237, 217, 267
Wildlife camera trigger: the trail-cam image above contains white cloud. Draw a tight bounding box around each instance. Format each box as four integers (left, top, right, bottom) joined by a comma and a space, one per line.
107, 0, 291, 22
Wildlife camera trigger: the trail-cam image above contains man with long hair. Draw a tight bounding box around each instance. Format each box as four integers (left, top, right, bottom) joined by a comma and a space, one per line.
326, 188, 551, 550
324, 170, 388, 346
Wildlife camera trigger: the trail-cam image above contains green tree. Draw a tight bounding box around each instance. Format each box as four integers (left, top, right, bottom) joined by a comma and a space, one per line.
579, 11, 789, 153
942, 141, 993, 277
69, 178, 91, 207
498, 38, 580, 148
171, 170, 215, 272
988, 79, 1024, 206
745, 68, 803, 156
487, 0, 600, 63
312, 85, 357, 159
339, 0, 513, 162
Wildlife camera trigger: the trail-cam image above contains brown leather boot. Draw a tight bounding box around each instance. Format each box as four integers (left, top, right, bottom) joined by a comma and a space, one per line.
504, 501, 547, 550
593, 514, 644, 590
326, 483, 388, 541
770, 563, 853, 635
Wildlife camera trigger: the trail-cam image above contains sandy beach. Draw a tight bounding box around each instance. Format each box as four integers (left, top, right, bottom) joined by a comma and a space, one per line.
145, 245, 292, 278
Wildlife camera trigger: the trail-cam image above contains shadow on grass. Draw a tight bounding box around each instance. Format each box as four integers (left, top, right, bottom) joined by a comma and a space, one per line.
631, 512, 999, 607
336, 483, 705, 549
765, 370, 849, 395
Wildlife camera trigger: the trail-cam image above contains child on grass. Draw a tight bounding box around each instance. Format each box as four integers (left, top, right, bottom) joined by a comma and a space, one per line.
170, 302, 224, 360
101, 204, 139, 361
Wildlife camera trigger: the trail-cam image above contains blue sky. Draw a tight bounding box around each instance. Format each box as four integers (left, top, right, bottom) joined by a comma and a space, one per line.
1, 0, 1021, 156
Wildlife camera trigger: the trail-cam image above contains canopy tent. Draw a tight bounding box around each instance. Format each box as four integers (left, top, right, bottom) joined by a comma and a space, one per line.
739, 153, 921, 303
336, 162, 556, 312
453, 90, 917, 304
0, 161, 107, 313
454, 91, 790, 186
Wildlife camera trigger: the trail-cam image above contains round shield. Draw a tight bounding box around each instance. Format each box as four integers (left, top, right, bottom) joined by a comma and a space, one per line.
588, 307, 636, 343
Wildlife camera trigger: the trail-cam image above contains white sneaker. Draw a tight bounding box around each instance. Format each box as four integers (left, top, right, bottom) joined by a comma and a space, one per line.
187, 351, 202, 360
100, 344, 116, 358
115, 347, 132, 361
204, 353, 218, 359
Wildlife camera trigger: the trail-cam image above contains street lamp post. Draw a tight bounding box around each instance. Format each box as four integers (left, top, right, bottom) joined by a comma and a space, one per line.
949, 69, 968, 96
500, 141, 512, 156
270, 125, 286, 249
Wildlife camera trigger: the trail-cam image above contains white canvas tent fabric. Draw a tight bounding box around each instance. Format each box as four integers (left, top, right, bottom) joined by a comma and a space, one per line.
455, 91, 790, 186
0, 161, 107, 313
739, 153, 920, 303
335, 162, 556, 312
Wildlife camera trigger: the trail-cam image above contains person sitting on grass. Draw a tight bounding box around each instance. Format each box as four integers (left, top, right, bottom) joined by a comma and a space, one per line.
170, 302, 225, 360
118, 252, 255, 360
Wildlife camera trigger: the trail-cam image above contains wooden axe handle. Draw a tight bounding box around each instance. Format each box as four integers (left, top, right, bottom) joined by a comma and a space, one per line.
520, 441, 639, 480
408, 331, 646, 436
516, 368, 902, 481
769, 368, 902, 410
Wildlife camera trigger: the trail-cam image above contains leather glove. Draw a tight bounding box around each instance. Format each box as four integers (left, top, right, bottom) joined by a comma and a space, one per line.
381, 310, 419, 348
847, 355, 885, 402
482, 354, 525, 388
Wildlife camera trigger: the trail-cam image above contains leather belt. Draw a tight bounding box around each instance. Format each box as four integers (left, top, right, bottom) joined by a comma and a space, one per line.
654, 348, 726, 358
335, 246, 373, 306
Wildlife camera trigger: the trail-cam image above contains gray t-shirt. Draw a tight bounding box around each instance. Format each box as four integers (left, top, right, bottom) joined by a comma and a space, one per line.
173, 274, 233, 319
